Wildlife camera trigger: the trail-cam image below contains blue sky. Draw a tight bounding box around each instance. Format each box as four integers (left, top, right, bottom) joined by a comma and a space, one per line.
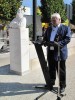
64, 0, 72, 4
22, 0, 72, 14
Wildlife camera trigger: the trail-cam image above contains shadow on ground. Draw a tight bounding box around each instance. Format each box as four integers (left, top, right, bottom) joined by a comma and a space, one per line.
0, 64, 10, 75
0, 82, 50, 97
0, 64, 18, 75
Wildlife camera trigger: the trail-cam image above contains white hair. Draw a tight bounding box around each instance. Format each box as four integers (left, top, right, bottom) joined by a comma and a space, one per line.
51, 13, 61, 19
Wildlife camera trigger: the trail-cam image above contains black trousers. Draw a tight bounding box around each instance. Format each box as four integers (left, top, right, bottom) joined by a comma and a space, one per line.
47, 50, 66, 88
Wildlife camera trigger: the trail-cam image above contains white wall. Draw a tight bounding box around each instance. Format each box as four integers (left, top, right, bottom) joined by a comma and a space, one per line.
24, 15, 32, 26
65, 4, 72, 20
24, 15, 42, 37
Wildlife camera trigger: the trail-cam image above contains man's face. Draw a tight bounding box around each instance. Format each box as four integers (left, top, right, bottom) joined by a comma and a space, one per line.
51, 17, 61, 26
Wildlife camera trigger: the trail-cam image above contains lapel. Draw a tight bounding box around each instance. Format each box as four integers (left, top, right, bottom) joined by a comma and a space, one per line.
47, 26, 52, 41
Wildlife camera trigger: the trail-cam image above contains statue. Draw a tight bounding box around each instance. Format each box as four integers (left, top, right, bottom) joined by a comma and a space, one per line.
9, 6, 26, 28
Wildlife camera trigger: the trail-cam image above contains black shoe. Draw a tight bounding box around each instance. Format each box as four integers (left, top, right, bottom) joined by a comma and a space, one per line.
60, 87, 65, 93
44, 84, 47, 87
44, 84, 53, 90
49, 85, 53, 90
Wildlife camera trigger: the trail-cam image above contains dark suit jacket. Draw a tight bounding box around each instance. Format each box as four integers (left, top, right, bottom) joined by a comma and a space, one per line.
43, 24, 71, 61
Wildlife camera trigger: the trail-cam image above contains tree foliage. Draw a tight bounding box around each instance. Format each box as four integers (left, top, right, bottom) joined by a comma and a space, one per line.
40, 0, 67, 23
72, 0, 75, 24
40, 0, 51, 23
0, 0, 22, 23
37, 7, 42, 15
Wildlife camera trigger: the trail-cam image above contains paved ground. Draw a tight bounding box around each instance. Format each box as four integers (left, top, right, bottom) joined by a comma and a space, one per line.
0, 53, 75, 100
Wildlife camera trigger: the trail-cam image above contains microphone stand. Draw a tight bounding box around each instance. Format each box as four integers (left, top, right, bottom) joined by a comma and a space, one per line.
56, 43, 61, 100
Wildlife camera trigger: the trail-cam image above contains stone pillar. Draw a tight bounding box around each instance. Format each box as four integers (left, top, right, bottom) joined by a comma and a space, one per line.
9, 7, 29, 75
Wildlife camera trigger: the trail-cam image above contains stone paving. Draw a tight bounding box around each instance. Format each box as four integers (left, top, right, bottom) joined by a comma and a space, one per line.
0, 53, 75, 100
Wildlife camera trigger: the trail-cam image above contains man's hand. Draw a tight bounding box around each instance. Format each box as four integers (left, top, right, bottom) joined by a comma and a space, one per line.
54, 41, 63, 48
54, 41, 59, 46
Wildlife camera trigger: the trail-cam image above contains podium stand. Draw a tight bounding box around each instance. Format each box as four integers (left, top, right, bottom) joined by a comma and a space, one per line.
33, 40, 66, 100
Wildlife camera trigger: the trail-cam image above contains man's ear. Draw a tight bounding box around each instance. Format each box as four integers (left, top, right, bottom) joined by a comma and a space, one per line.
59, 18, 61, 23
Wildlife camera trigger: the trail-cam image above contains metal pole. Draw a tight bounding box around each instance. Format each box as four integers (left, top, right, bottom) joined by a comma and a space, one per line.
57, 44, 61, 100
33, 0, 37, 41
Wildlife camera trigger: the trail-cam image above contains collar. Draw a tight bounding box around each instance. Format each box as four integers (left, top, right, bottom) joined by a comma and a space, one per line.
52, 23, 61, 28
58, 23, 61, 27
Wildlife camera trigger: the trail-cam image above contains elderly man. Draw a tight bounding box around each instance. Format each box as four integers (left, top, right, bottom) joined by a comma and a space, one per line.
43, 13, 71, 92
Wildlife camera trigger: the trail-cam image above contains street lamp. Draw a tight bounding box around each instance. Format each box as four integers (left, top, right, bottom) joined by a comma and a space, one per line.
33, 0, 37, 41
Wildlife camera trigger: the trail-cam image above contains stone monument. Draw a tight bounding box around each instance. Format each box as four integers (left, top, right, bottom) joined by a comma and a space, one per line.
9, 6, 29, 75
10, 6, 26, 28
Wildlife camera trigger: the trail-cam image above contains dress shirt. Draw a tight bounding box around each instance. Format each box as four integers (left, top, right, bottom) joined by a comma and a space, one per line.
50, 24, 61, 41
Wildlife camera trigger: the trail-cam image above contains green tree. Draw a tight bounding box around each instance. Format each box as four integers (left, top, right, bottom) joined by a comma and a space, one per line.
40, 0, 51, 23
0, 0, 22, 24
40, 0, 67, 23
72, 0, 75, 25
